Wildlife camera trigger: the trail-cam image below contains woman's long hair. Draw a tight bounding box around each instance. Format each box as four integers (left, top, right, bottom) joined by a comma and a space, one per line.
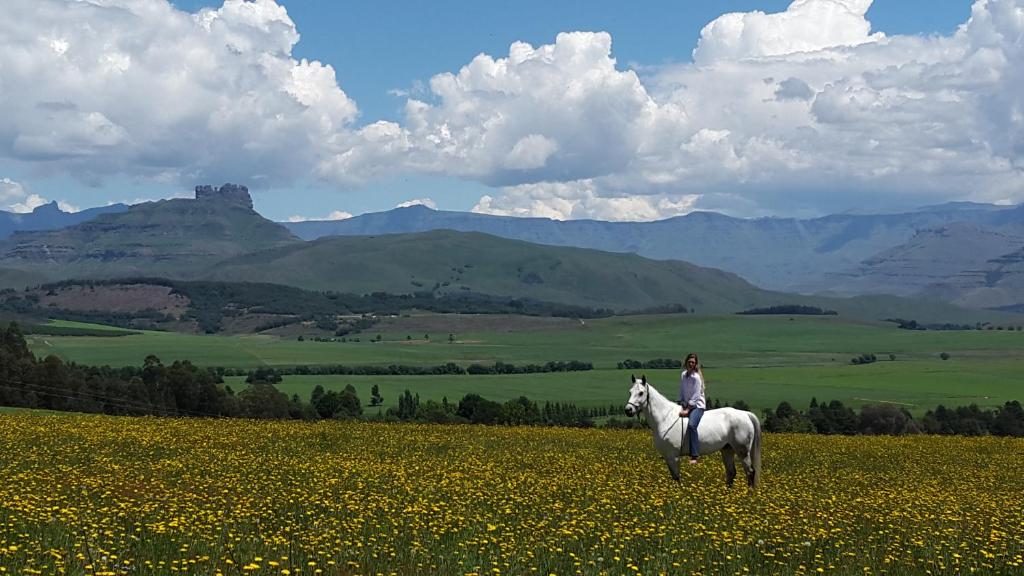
684, 352, 705, 385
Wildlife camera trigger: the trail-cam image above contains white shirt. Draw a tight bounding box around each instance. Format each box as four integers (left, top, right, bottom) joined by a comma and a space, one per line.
678, 370, 706, 409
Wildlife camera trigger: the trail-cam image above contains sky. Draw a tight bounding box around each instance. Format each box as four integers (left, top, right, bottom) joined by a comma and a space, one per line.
1, 0, 1020, 222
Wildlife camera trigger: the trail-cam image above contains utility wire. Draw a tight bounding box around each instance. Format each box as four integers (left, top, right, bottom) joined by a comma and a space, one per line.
0, 376, 221, 418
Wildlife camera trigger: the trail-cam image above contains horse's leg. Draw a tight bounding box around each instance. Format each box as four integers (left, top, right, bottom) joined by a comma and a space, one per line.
736, 445, 755, 488
720, 446, 737, 488
665, 455, 680, 482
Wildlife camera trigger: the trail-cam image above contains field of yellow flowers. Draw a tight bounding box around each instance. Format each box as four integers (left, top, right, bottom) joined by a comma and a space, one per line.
1, 414, 1022, 575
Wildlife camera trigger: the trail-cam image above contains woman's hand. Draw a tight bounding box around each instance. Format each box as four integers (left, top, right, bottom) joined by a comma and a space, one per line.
679, 407, 690, 417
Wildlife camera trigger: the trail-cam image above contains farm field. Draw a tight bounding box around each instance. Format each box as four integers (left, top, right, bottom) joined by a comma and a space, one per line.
224, 355, 1024, 416
26, 314, 1024, 369
26, 314, 1024, 414
1, 413, 1021, 575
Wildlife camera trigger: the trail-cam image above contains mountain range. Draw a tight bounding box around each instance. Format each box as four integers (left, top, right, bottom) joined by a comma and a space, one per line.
284, 202, 1024, 309
1, 200, 127, 239
1, 183, 1022, 317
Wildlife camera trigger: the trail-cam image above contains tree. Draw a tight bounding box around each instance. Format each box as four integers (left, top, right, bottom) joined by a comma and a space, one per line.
457, 393, 501, 424
370, 384, 383, 407
859, 403, 916, 435
764, 401, 814, 433
239, 384, 292, 419
992, 401, 1024, 436
246, 367, 282, 385
311, 384, 326, 405
337, 384, 362, 418
313, 390, 343, 419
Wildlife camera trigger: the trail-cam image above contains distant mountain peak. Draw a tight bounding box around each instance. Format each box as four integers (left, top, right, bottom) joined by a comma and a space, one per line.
194, 183, 253, 210
31, 200, 62, 215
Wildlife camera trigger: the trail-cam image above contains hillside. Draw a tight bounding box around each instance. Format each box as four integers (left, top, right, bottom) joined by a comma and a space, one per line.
0, 184, 299, 280
0, 266, 48, 290
205, 229, 782, 313
921, 245, 1024, 311
816, 223, 1024, 298
282, 203, 1024, 297
199, 229, 1014, 324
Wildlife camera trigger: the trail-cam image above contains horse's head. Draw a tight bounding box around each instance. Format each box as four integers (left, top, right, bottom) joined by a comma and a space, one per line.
624, 374, 649, 417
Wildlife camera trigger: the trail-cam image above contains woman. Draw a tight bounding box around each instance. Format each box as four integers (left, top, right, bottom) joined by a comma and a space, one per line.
678, 352, 706, 464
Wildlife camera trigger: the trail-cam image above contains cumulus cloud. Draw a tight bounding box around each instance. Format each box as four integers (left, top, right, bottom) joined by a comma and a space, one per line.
0, 178, 26, 201
692, 0, 883, 63
385, 31, 659, 187
2, 177, 78, 213
382, 0, 1024, 218
472, 180, 698, 221
396, 198, 437, 209
0, 0, 358, 187
5, 0, 1024, 219
8, 194, 49, 213
287, 210, 353, 222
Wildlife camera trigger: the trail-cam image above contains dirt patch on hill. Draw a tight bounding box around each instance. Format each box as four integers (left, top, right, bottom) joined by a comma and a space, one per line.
36, 284, 190, 315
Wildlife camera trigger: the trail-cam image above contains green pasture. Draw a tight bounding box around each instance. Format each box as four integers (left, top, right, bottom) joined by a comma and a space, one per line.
225, 356, 1022, 417
24, 314, 1024, 414
26, 313, 1024, 369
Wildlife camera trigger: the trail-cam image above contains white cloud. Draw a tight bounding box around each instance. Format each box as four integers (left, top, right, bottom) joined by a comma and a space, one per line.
5, 0, 1024, 219
287, 210, 352, 222
692, 0, 883, 63
1, 178, 26, 201
2, 177, 80, 213
392, 0, 1024, 217
396, 198, 437, 209
1, 0, 358, 186
388, 32, 658, 186
8, 194, 49, 213
472, 180, 698, 221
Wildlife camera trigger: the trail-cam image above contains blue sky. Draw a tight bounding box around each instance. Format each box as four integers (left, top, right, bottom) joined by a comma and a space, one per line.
3, 0, 1018, 222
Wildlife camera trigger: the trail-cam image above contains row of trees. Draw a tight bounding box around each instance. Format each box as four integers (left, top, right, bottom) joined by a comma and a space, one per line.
230, 360, 594, 380
616, 358, 682, 370
762, 398, 1024, 436
737, 305, 837, 316
888, 317, 1024, 331
382, 391, 597, 427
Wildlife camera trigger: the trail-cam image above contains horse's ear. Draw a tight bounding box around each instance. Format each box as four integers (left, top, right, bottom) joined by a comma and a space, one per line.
630, 374, 636, 384
642, 374, 647, 384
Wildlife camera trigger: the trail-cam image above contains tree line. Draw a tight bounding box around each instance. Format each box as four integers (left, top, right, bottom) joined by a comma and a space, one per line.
737, 305, 837, 316
761, 398, 1024, 437
227, 359, 594, 380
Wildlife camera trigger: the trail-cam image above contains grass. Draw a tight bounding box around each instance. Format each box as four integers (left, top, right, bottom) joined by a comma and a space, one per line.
26, 314, 1024, 369
1, 414, 1022, 575
24, 313, 1024, 414
228, 356, 1021, 417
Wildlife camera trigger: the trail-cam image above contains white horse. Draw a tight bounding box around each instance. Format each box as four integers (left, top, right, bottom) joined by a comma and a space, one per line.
624, 375, 762, 488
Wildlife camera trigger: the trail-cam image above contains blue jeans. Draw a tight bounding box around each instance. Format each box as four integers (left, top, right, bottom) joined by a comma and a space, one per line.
687, 407, 704, 459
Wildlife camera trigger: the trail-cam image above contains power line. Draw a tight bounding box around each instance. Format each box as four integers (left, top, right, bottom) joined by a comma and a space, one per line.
0, 376, 219, 418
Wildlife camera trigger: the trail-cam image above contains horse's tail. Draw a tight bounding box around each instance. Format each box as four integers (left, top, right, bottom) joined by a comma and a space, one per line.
748, 411, 762, 489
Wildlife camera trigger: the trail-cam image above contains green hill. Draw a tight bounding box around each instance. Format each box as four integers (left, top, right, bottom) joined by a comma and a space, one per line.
204, 230, 779, 313
204, 230, 1019, 323
0, 185, 299, 280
